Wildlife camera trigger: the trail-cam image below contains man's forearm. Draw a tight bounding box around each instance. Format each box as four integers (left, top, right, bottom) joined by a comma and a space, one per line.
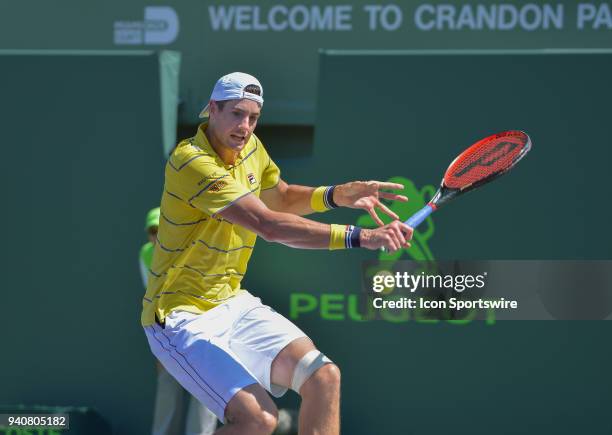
268, 183, 318, 216
262, 209, 408, 252
260, 209, 333, 248
221, 191, 364, 249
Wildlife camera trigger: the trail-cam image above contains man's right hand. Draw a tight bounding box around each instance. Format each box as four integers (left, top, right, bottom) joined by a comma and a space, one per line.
360, 221, 413, 252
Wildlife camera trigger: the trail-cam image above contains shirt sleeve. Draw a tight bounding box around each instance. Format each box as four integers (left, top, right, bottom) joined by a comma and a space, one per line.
167, 157, 251, 216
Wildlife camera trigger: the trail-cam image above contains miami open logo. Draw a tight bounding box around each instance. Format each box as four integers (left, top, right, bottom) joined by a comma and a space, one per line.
114, 6, 179, 45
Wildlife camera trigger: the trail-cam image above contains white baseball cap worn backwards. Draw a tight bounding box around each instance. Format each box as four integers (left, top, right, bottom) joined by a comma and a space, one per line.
199, 72, 264, 118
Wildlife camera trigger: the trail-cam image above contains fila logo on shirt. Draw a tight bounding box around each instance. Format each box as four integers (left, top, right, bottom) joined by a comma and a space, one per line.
247, 173, 257, 185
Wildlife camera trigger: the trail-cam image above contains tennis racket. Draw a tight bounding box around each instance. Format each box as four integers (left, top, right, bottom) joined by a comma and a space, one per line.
405, 130, 532, 229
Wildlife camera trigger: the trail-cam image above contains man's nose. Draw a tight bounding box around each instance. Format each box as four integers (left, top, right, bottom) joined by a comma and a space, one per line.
238, 115, 250, 130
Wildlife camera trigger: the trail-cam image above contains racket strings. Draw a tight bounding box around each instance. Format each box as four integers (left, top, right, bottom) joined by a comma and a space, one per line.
444, 131, 529, 189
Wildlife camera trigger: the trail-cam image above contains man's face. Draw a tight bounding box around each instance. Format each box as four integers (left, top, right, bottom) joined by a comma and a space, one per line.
208, 98, 261, 153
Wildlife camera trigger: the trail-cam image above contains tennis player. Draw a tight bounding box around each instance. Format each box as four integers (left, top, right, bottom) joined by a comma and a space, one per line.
142, 72, 413, 435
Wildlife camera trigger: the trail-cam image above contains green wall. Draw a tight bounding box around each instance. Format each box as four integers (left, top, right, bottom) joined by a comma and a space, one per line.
0, 51, 177, 434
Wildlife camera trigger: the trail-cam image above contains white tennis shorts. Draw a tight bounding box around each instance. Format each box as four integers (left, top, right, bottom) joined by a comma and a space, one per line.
144, 293, 307, 422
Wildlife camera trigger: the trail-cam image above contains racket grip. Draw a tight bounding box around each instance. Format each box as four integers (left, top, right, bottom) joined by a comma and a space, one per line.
404, 204, 434, 229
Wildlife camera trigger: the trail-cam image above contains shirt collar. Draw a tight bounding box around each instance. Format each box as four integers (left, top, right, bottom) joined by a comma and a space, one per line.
194, 123, 217, 155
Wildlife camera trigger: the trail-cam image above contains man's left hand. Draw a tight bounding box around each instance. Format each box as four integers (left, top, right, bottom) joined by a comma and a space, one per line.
334, 181, 408, 227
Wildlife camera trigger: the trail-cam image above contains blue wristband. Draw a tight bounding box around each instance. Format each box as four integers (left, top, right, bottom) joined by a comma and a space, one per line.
345, 225, 362, 248
324, 186, 338, 209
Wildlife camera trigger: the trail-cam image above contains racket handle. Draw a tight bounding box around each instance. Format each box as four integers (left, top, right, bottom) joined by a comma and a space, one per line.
404, 204, 435, 229
380, 204, 435, 252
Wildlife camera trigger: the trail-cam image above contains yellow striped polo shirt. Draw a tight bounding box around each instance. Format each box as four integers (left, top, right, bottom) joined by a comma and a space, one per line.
141, 123, 280, 326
